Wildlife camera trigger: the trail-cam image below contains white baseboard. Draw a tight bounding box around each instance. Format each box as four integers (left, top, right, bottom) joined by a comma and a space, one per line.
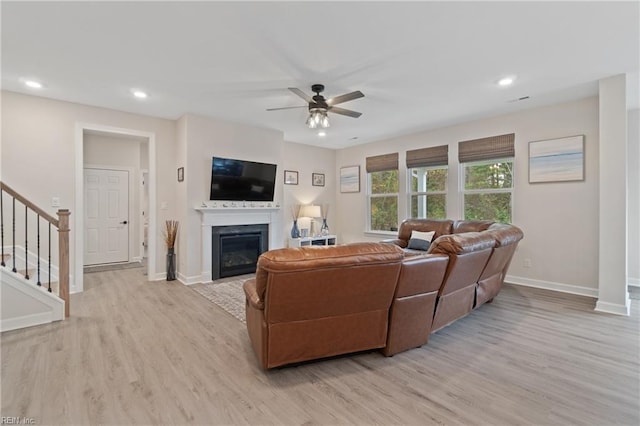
177, 272, 202, 286
1, 311, 61, 332
200, 271, 212, 284
150, 272, 166, 281
628, 277, 640, 287
595, 299, 631, 316
505, 275, 599, 298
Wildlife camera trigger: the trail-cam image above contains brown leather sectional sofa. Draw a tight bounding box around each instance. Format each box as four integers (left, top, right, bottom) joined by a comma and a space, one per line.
243, 220, 523, 369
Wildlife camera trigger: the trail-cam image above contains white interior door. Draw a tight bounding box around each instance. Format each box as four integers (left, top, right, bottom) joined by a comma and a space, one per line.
84, 168, 129, 265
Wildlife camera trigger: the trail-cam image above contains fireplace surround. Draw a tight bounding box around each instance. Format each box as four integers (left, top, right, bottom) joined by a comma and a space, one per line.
196, 204, 282, 283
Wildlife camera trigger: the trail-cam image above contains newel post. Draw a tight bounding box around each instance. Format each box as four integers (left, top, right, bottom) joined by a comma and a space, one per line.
57, 209, 71, 317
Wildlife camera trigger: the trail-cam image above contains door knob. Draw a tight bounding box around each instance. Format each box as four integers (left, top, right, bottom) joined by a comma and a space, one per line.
121, 220, 128, 225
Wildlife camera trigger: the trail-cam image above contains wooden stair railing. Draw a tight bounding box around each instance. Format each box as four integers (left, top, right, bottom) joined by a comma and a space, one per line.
0, 181, 70, 317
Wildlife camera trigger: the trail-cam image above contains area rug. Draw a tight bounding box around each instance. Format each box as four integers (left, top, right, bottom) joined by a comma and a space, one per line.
190, 274, 253, 323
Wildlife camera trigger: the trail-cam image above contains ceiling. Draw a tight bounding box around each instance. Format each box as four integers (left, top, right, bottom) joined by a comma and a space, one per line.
2, 1, 638, 149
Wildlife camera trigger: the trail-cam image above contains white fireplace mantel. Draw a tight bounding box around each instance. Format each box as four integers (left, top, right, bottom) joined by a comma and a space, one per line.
196, 204, 282, 283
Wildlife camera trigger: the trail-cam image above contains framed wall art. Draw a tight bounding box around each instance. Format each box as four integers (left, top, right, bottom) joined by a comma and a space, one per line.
529, 135, 584, 183
312, 173, 325, 187
284, 170, 299, 185
340, 165, 360, 193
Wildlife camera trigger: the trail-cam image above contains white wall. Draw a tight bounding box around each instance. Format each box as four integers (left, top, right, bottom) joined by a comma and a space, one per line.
177, 113, 286, 283
282, 141, 336, 242
336, 97, 601, 295
1, 91, 176, 290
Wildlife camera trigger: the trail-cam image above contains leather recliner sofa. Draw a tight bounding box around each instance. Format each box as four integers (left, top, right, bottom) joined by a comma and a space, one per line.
243, 242, 405, 369
243, 220, 523, 368
383, 219, 523, 352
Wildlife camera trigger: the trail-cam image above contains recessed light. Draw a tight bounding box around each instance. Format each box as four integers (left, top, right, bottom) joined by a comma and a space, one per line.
132, 89, 148, 99
318, 131, 326, 137
24, 80, 43, 89
498, 76, 515, 87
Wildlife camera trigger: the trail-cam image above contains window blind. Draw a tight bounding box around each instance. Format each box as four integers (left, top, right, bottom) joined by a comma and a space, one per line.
406, 145, 448, 168
365, 153, 399, 173
458, 133, 515, 163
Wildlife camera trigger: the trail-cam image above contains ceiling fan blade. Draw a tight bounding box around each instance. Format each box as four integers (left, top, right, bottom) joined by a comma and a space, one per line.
328, 106, 362, 118
266, 105, 307, 111
326, 90, 364, 106
288, 87, 312, 103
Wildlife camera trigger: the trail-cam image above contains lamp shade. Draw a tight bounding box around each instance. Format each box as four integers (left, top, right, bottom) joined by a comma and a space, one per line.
300, 205, 322, 218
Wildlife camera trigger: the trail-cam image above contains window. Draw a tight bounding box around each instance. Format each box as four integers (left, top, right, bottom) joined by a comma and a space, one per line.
407, 145, 449, 219
458, 133, 515, 223
409, 166, 447, 219
462, 160, 513, 222
366, 153, 399, 232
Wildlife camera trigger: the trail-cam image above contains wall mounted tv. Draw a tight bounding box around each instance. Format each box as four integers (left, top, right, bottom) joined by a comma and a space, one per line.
210, 156, 277, 201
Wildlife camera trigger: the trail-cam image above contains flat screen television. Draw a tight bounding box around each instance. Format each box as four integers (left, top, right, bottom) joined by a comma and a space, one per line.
210, 156, 277, 201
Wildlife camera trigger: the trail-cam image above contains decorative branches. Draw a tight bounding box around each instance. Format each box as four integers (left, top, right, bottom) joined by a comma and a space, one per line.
163, 220, 179, 249
321, 204, 329, 220
291, 204, 301, 220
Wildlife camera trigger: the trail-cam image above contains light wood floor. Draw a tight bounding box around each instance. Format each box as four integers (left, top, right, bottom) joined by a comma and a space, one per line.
2, 268, 638, 425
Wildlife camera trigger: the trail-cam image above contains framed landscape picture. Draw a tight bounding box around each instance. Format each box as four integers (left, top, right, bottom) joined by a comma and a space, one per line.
340, 165, 360, 193
284, 170, 298, 185
312, 173, 325, 187
529, 135, 585, 183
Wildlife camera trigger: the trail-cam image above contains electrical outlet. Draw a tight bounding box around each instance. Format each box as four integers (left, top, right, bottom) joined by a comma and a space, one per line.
51, 197, 60, 207
523, 258, 532, 268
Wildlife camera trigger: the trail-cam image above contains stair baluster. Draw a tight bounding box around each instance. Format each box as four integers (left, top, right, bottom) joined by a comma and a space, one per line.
48, 222, 52, 293
24, 205, 29, 280
37, 215, 41, 286
0, 181, 70, 316
12, 198, 16, 273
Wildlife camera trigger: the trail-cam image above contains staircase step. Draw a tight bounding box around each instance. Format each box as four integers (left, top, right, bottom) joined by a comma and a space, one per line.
8, 268, 58, 294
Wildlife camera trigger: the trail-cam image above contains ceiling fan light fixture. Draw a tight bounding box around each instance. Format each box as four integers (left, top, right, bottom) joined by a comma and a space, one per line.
307, 109, 329, 129
306, 109, 329, 129
269, 84, 363, 128
320, 113, 330, 128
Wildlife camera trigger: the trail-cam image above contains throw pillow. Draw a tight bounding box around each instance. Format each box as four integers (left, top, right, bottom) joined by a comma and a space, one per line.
407, 230, 435, 251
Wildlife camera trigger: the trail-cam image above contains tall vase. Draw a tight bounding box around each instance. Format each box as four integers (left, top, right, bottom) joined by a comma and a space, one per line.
320, 218, 329, 235
290, 220, 300, 238
166, 247, 176, 281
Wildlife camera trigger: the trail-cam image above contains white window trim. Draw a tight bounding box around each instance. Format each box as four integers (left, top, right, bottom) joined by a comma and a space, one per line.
367, 171, 399, 232
407, 165, 448, 219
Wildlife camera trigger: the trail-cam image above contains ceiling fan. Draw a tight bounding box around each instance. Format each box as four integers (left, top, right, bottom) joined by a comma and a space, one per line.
267, 84, 364, 129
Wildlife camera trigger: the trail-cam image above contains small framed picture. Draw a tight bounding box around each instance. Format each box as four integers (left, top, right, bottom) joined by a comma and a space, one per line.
312, 173, 325, 187
284, 170, 298, 185
177, 167, 184, 182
